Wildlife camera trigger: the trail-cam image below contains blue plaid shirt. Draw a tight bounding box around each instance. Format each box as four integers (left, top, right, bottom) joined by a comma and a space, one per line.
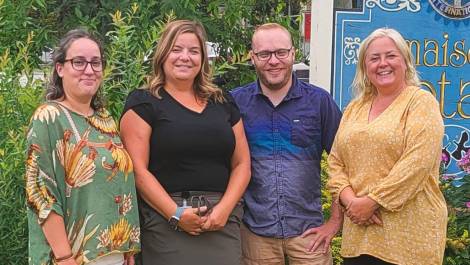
231, 75, 341, 238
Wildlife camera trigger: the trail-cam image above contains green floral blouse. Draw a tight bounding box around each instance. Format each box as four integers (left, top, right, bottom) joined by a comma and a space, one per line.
26, 102, 140, 265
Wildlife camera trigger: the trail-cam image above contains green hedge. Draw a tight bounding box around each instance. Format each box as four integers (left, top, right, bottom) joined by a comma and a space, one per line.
0, 35, 43, 264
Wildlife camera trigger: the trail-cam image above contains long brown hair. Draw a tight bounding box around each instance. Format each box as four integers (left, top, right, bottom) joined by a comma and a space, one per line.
46, 29, 105, 110
146, 20, 224, 103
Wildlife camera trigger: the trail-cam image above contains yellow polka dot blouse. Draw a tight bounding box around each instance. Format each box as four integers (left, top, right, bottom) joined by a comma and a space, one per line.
328, 86, 447, 265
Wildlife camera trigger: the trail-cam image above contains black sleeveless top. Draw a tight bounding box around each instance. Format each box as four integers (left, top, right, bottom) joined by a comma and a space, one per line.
122, 88, 240, 193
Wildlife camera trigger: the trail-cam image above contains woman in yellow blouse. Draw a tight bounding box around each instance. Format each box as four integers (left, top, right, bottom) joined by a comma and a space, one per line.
328, 28, 447, 265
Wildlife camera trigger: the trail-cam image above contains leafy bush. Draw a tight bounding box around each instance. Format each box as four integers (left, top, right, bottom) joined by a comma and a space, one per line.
102, 4, 165, 118
441, 153, 470, 265
321, 153, 343, 265
0, 33, 43, 265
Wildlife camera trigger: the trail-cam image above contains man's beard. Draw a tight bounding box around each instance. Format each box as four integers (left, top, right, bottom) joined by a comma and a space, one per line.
256, 67, 292, 91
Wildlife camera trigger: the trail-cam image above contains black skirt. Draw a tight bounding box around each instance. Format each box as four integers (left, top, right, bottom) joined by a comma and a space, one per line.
137, 192, 244, 265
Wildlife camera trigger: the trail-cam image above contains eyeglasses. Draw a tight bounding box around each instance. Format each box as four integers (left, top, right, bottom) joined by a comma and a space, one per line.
64, 57, 103, 72
253, 47, 293, 61
190, 195, 213, 217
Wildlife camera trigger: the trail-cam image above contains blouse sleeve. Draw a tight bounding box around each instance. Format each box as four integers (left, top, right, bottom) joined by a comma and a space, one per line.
368, 91, 444, 212
122, 89, 156, 126
25, 105, 64, 224
327, 103, 353, 200
224, 92, 241, 126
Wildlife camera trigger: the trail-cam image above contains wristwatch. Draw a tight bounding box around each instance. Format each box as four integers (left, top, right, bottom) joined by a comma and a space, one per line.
168, 207, 185, 230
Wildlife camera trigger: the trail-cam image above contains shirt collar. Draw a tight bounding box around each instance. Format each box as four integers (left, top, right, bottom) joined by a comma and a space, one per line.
253, 73, 302, 101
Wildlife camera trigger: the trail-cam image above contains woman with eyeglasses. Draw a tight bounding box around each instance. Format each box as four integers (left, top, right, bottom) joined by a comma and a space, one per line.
25, 29, 140, 265
120, 20, 251, 265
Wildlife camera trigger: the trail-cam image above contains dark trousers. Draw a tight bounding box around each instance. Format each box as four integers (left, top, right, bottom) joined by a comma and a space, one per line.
343, 255, 397, 265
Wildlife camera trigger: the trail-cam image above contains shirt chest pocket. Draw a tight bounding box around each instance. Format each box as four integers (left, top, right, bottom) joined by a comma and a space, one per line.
291, 117, 320, 148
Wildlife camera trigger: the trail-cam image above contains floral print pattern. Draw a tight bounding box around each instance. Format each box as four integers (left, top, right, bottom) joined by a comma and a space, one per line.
86, 109, 118, 136
25, 144, 56, 222
102, 141, 133, 181
26, 102, 140, 265
66, 214, 99, 264
56, 129, 96, 197
96, 218, 140, 251
32, 104, 60, 124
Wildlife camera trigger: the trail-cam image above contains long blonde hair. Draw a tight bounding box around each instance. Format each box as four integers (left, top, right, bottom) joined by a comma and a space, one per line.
351, 27, 420, 102
146, 20, 224, 103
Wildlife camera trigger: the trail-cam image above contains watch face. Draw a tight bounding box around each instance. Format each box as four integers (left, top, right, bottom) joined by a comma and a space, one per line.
168, 217, 179, 230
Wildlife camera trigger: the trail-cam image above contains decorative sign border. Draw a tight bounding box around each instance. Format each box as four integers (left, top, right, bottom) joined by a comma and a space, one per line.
429, 0, 470, 20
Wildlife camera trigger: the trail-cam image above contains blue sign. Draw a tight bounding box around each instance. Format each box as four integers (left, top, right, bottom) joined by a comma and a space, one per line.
333, 0, 470, 177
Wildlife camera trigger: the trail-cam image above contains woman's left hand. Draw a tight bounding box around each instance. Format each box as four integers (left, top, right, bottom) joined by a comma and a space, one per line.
346, 196, 379, 224
201, 205, 230, 231
123, 253, 134, 265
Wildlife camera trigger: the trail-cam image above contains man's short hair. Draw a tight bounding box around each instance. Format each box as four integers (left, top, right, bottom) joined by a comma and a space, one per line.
252, 23, 293, 50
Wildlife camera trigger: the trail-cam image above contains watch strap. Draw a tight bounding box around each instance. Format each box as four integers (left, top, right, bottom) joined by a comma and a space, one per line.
168, 207, 185, 230
173, 206, 185, 220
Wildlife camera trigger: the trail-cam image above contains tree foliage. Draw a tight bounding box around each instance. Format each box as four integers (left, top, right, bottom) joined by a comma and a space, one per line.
1, 0, 307, 82
0, 30, 43, 264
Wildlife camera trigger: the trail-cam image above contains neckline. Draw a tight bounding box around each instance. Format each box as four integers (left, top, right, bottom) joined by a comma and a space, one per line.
366, 86, 409, 125
52, 101, 95, 118
162, 88, 208, 115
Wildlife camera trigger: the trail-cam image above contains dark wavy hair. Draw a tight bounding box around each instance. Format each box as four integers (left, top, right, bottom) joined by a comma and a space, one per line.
46, 29, 105, 110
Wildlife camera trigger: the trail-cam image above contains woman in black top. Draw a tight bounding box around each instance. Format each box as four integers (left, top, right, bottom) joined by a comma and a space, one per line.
120, 20, 251, 265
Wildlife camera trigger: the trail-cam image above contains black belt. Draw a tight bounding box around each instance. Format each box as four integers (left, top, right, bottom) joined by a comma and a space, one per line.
170, 191, 223, 199
170, 191, 223, 213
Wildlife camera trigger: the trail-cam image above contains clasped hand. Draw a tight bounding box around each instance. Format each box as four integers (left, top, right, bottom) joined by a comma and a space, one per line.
178, 205, 230, 235
345, 196, 382, 226
178, 207, 208, 235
